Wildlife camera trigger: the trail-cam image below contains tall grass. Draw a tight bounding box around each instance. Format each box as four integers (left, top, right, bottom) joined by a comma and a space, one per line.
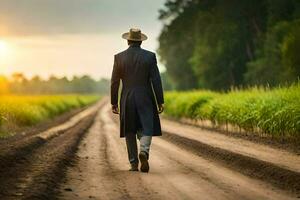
0, 95, 100, 136
164, 83, 300, 137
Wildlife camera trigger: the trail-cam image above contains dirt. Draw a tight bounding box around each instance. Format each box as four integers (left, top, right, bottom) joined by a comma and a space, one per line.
0, 105, 99, 200
0, 98, 299, 199
0, 103, 94, 145
166, 116, 300, 154
161, 119, 300, 173
162, 131, 300, 194
59, 102, 298, 200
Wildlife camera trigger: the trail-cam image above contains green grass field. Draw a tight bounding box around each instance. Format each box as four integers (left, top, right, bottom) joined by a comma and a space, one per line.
164, 83, 300, 137
0, 95, 100, 137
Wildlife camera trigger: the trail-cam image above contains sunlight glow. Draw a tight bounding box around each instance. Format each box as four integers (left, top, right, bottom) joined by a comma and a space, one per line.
0, 40, 8, 55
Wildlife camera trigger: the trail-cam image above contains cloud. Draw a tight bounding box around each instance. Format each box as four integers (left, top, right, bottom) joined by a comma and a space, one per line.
0, 0, 165, 36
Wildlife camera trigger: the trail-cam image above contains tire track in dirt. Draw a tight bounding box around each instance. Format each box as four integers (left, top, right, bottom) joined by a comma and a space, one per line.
150, 138, 296, 200
0, 113, 96, 200
161, 131, 300, 194
0, 101, 102, 200
59, 106, 132, 199
59, 103, 167, 200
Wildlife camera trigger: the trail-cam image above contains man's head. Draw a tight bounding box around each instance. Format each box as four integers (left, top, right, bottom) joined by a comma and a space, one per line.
122, 28, 147, 45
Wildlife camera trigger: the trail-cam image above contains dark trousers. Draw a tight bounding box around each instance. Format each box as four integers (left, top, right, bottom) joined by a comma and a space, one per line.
125, 131, 152, 164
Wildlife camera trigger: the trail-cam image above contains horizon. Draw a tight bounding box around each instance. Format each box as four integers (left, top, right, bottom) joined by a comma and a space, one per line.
0, 71, 109, 82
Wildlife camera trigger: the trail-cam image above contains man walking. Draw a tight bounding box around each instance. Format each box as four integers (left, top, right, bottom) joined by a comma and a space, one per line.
110, 28, 164, 173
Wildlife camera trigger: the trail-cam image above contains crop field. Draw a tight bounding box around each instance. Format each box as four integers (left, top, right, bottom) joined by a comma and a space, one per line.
164, 83, 300, 137
0, 94, 100, 137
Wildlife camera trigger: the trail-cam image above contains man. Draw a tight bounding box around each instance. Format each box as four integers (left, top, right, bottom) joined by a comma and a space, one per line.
111, 28, 164, 173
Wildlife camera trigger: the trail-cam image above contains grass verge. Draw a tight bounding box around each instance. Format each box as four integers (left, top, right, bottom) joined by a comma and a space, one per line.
0, 94, 100, 137
164, 83, 300, 138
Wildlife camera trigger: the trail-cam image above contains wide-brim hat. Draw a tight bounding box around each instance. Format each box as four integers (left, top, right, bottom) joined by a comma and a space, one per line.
122, 28, 147, 41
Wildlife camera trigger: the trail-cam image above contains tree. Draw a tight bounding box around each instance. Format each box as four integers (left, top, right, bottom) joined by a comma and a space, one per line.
158, 0, 300, 90
158, 0, 200, 90
281, 20, 300, 82
6, 74, 109, 95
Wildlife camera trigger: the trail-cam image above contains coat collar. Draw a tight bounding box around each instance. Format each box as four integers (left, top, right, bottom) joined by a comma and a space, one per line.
128, 43, 141, 49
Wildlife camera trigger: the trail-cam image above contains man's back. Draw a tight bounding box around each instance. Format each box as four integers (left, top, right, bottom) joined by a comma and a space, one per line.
111, 44, 163, 107
115, 44, 155, 89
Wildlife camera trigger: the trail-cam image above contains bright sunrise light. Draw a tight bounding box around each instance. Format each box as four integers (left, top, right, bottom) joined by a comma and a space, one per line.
0, 40, 8, 55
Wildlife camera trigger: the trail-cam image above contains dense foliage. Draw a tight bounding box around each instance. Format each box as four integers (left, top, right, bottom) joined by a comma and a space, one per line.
164, 83, 300, 137
159, 0, 300, 90
0, 95, 100, 136
0, 73, 109, 95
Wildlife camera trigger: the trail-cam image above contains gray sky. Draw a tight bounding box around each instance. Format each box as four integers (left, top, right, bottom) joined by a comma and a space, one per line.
0, 0, 166, 79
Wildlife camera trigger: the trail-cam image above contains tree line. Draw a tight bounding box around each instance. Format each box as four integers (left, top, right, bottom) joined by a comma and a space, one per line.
0, 73, 109, 95
158, 0, 300, 90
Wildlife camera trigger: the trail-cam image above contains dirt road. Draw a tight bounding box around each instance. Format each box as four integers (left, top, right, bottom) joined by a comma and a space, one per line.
0, 98, 299, 200
59, 99, 299, 200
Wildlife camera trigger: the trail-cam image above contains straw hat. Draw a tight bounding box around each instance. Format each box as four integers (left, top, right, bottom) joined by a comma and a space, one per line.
122, 28, 147, 41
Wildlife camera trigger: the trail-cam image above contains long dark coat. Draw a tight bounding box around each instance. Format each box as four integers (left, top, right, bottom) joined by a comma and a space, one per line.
111, 44, 164, 138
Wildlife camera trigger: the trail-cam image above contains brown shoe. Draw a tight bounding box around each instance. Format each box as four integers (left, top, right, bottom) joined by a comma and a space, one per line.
139, 151, 149, 173
129, 163, 139, 171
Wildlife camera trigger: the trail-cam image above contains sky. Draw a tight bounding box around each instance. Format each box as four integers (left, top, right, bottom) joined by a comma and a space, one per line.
0, 0, 166, 80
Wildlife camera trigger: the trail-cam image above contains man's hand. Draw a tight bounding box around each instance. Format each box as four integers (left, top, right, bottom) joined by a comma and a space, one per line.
112, 104, 119, 114
158, 104, 164, 114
